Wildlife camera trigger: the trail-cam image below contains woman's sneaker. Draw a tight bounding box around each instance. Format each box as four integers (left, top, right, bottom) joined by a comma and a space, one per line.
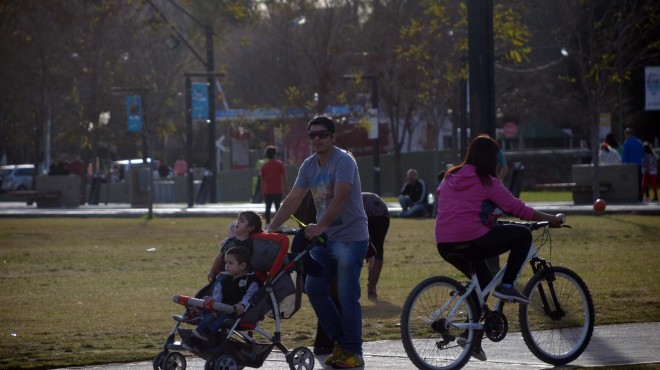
330, 350, 365, 369
493, 285, 529, 304
456, 333, 487, 361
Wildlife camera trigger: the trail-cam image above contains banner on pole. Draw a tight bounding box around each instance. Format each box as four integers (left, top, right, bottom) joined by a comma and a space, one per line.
126, 95, 143, 133
192, 82, 209, 121
645, 66, 660, 111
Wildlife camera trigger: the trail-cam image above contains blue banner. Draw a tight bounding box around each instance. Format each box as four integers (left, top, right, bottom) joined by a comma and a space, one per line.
191, 82, 209, 121
126, 95, 143, 133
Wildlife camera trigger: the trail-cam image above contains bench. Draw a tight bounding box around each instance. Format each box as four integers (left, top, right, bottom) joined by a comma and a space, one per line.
535, 182, 612, 192
9, 190, 61, 205
535, 182, 612, 204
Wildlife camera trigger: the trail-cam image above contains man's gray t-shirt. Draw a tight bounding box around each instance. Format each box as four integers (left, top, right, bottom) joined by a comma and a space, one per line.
295, 147, 368, 242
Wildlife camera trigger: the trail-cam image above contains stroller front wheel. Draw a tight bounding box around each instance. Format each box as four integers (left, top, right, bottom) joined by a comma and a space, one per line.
287, 346, 315, 370
162, 351, 186, 370
153, 351, 165, 370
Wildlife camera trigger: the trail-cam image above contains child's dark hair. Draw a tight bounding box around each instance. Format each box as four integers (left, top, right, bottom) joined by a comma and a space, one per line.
225, 247, 251, 267
239, 211, 263, 234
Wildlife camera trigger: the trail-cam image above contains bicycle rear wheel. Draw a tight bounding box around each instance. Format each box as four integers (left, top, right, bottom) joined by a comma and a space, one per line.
400, 276, 478, 370
519, 266, 594, 366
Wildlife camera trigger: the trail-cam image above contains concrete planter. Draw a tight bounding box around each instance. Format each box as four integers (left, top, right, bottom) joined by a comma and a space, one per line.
571, 164, 638, 204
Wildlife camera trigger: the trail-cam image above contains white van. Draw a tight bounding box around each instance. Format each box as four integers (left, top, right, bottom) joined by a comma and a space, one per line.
0, 164, 35, 192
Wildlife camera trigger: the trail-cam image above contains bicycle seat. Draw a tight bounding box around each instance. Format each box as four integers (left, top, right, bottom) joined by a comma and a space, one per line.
443, 251, 476, 277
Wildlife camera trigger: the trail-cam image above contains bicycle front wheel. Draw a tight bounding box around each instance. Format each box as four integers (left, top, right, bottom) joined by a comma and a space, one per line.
400, 276, 478, 370
519, 266, 595, 366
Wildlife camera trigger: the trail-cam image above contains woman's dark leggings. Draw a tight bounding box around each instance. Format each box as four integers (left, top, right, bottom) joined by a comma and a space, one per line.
437, 224, 532, 290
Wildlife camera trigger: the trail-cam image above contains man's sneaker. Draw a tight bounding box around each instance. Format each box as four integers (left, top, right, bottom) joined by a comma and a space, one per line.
456, 333, 487, 361
192, 328, 210, 341
330, 350, 365, 369
493, 285, 529, 304
324, 343, 344, 366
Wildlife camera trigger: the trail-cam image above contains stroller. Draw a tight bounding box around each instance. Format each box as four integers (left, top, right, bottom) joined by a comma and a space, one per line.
153, 230, 318, 370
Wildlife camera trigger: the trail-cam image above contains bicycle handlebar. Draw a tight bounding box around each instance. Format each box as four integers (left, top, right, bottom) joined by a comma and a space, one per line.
497, 218, 570, 230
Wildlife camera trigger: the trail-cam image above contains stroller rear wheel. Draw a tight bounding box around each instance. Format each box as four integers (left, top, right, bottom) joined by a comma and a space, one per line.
206, 354, 242, 370
286, 347, 315, 370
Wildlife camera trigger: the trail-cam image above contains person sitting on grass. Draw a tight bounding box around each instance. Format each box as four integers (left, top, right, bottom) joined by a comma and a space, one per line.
184, 246, 260, 345
398, 168, 429, 218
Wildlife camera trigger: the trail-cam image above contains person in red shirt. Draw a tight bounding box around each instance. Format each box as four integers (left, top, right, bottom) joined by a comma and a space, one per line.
173, 155, 188, 177
260, 146, 287, 225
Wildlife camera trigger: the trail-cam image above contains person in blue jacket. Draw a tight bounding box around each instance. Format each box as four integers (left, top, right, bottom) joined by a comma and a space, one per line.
621, 127, 645, 201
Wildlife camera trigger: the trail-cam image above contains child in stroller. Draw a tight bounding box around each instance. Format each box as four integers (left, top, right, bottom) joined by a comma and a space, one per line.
184, 246, 260, 345
154, 223, 320, 370
174, 212, 261, 325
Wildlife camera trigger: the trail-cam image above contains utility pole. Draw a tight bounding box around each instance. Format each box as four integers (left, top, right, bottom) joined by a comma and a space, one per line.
205, 25, 217, 203
467, 0, 496, 138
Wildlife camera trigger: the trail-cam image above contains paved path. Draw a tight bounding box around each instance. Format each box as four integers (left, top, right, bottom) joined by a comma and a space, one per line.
1, 200, 660, 218
55, 322, 659, 369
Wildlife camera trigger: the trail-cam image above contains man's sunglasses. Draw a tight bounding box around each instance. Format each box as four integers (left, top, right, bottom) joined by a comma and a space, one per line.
307, 131, 331, 139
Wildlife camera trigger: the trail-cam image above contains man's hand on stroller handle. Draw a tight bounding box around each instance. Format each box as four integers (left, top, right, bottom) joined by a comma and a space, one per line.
304, 223, 327, 241
288, 215, 326, 245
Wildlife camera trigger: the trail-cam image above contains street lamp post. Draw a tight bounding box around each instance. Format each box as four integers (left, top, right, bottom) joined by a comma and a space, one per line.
146, 0, 219, 203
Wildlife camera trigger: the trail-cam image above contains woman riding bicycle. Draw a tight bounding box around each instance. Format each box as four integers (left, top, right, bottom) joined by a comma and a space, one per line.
435, 135, 564, 361
435, 134, 563, 305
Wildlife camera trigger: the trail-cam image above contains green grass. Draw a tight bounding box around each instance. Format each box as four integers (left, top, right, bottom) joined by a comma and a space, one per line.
384, 190, 574, 204
0, 214, 659, 369
519, 190, 573, 202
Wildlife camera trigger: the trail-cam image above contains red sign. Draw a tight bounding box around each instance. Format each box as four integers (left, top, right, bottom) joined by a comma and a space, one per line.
503, 122, 518, 138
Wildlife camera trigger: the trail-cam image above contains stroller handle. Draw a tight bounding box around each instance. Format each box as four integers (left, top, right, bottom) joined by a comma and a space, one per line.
172, 294, 235, 314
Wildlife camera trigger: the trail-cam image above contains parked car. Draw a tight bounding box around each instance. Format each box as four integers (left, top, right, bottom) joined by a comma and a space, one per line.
0, 164, 35, 192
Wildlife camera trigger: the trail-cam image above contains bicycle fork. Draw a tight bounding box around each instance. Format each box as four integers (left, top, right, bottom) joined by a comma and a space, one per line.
529, 257, 566, 320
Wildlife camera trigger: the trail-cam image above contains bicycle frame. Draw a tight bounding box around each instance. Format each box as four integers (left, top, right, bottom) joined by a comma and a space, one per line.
441, 241, 542, 332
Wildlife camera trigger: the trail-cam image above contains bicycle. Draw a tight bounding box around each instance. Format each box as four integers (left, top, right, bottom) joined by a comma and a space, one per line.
400, 218, 595, 370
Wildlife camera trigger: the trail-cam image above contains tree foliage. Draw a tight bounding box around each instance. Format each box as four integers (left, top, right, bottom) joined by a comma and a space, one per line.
0, 0, 656, 193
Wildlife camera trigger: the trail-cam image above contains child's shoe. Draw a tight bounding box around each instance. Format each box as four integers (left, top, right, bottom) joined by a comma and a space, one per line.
192, 328, 210, 341
173, 314, 201, 324
173, 308, 201, 324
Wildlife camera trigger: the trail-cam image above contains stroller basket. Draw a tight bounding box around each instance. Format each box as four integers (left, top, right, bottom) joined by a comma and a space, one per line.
224, 338, 273, 368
